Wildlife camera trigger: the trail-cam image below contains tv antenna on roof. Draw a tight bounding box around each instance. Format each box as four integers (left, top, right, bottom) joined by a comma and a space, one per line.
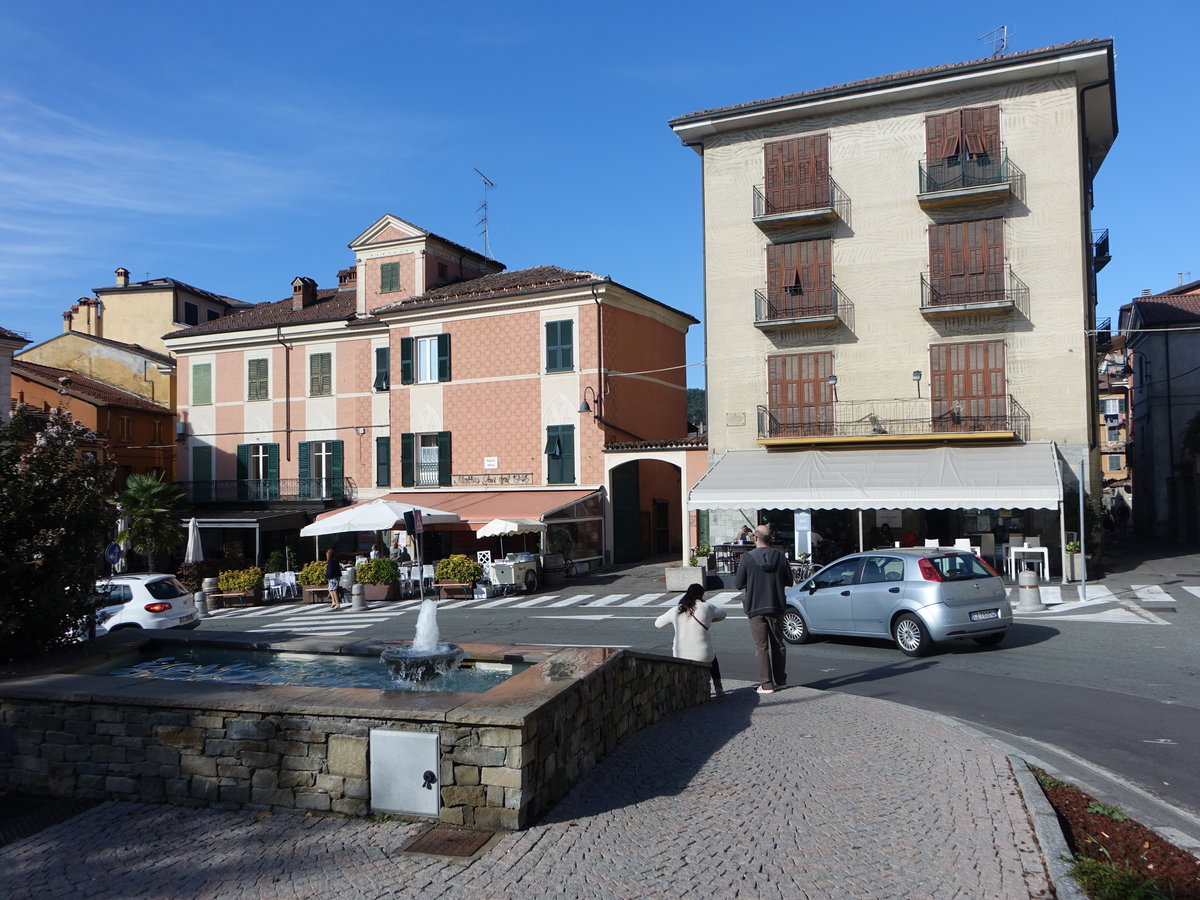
979, 25, 1010, 57
474, 168, 495, 258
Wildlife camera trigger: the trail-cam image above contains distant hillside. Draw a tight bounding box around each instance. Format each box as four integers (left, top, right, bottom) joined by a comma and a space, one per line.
687, 388, 706, 427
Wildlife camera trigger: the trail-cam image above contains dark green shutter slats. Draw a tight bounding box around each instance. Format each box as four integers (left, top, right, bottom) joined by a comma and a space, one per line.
267, 443, 280, 499
376, 434, 391, 487
546, 321, 573, 372
546, 425, 575, 484
331, 440, 344, 499
400, 433, 415, 487
381, 262, 399, 293
298, 442, 310, 499
193, 364, 212, 405
437, 431, 452, 486
310, 353, 331, 396
374, 347, 390, 391
248, 358, 269, 400
400, 338, 414, 385
437, 333, 451, 382
236, 444, 250, 500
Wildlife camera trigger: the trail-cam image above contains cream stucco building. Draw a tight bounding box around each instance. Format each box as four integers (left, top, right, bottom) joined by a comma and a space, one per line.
671, 40, 1117, 575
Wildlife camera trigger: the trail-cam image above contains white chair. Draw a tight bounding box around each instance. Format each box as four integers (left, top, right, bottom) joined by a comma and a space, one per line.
1025, 536, 1041, 547
476, 551, 493, 583
953, 538, 971, 551
924, 539, 939, 548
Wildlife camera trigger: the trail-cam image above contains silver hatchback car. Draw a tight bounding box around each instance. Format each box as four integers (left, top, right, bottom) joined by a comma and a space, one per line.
783, 548, 1011, 656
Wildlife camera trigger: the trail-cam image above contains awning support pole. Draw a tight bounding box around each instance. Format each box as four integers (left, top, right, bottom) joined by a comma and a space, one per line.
857, 509, 863, 552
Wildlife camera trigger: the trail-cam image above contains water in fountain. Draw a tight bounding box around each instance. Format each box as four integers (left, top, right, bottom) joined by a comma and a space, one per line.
380, 598, 465, 683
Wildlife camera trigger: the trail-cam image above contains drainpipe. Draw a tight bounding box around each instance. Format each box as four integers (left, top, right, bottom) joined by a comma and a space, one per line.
276, 326, 292, 461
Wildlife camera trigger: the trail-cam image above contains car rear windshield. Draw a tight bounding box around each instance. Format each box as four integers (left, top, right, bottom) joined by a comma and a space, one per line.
145, 578, 189, 600
929, 554, 993, 580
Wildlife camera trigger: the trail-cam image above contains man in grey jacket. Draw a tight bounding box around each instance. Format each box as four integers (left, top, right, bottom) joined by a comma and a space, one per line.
734, 526, 794, 693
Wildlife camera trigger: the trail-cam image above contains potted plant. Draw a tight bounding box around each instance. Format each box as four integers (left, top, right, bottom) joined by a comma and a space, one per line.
216, 566, 264, 606
667, 547, 710, 591
298, 560, 328, 603
355, 557, 400, 602
434, 554, 483, 599
1065, 540, 1083, 582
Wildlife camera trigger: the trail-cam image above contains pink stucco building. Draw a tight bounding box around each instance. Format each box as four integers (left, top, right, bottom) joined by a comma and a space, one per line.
166, 215, 701, 565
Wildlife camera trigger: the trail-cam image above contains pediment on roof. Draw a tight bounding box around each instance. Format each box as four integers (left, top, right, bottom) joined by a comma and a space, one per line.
348, 214, 429, 251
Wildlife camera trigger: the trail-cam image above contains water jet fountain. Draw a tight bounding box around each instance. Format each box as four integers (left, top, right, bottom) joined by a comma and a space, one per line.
379, 597, 465, 683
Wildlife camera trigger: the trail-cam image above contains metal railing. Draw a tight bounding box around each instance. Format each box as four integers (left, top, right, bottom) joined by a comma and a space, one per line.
1092, 229, 1111, 272
921, 266, 1029, 315
178, 477, 357, 503
753, 175, 850, 221
918, 149, 1025, 196
754, 284, 853, 329
758, 395, 1030, 442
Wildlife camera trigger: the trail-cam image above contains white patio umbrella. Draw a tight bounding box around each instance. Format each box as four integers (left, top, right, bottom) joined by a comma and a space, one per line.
476, 517, 545, 556
299, 499, 460, 538
184, 517, 204, 564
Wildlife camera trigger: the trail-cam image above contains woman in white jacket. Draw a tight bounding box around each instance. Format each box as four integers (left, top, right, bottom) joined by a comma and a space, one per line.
655, 583, 726, 696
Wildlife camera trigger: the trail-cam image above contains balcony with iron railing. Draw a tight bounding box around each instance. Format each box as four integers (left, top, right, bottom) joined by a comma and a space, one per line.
917, 150, 1025, 208
754, 283, 854, 331
1092, 229, 1112, 272
757, 395, 1030, 444
178, 477, 358, 504
920, 266, 1029, 317
752, 176, 850, 229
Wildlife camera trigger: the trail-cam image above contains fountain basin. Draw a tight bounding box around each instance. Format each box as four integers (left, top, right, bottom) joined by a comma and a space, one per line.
380, 642, 466, 684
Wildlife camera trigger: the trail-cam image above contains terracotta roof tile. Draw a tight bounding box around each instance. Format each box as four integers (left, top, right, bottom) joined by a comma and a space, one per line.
12, 360, 172, 413
375, 266, 602, 312
0, 325, 30, 343
169, 290, 357, 337
670, 39, 1111, 124
1132, 295, 1200, 326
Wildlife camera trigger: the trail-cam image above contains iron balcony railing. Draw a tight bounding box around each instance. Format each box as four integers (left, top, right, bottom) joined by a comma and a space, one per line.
758, 395, 1030, 442
752, 175, 850, 222
920, 265, 1029, 315
918, 149, 1025, 196
1092, 229, 1112, 272
178, 477, 358, 504
754, 284, 853, 329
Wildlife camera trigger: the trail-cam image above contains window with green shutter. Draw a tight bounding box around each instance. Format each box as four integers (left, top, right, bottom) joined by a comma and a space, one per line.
380, 261, 400, 293
376, 436, 391, 487
191, 444, 214, 501
374, 346, 390, 391
545, 424, 575, 484
192, 363, 212, 406
309, 352, 332, 396
237, 442, 279, 500
546, 320, 574, 372
247, 358, 269, 401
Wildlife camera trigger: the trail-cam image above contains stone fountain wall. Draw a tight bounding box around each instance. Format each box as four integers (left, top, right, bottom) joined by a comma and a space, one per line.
0, 641, 711, 830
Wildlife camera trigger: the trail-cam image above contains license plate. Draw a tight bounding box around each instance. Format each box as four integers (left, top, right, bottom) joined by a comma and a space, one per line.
969, 609, 999, 622
179, 614, 197, 625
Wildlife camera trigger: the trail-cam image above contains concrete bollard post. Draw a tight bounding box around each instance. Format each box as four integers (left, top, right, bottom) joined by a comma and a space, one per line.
197, 576, 217, 618
351, 581, 366, 611
1014, 567, 1046, 612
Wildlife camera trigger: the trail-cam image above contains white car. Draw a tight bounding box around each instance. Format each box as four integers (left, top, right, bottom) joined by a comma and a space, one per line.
93, 574, 201, 636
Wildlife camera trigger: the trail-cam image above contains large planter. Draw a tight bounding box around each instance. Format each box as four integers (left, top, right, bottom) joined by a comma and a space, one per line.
437, 581, 473, 600
665, 565, 707, 592
361, 583, 400, 602
1066, 553, 1086, 582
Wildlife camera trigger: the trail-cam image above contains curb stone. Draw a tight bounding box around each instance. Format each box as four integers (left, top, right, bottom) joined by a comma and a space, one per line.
1010, 756, 1086, 900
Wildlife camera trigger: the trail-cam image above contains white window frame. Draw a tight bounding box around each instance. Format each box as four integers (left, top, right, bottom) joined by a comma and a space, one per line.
415, 336, 438, 385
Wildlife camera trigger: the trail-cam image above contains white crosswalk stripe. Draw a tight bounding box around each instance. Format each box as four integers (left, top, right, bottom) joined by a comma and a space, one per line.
584, 594, 628, 607
623, 593, 668, 607
1182, 586, 1200, 600
544, 595, 579, 607
1131, 585, 1175, 603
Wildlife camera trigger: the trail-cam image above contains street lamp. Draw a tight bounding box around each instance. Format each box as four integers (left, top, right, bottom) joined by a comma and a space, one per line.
827, 374, 838, 402
912, 370, 923, 398
578, 385, 600, 417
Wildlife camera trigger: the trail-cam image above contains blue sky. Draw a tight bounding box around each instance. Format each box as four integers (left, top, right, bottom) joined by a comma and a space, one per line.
2, 1, 1196, 387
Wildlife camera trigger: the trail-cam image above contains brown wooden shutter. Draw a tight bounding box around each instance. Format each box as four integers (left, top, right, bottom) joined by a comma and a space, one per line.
767, 239, 831, 315
768, 352, 833, 436
764, 134, 829, 213
961, 105, 1000, 158
929, 219, 1003, 304
925, 111, 962, 161
929, 340, 1006, 431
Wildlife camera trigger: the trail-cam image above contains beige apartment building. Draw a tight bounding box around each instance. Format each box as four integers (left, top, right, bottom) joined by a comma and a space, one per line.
671, 40, 1116, 575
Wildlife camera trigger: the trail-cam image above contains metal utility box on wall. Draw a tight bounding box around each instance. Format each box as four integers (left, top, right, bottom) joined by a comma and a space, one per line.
370, 729, 440, 817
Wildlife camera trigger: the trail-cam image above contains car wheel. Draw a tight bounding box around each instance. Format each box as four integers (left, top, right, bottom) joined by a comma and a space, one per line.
523, 570, 539, 594
781, 609, 813, 645
892, 613, 932, 657
973, 632, 1006, 648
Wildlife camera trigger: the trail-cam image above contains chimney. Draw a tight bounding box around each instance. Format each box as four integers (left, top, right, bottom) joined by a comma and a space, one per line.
291, 277, 318, 310
1141, 289, 1152, 296
115, 267, 130, 287
337, 267, 357, 290
63, 310, 73, 333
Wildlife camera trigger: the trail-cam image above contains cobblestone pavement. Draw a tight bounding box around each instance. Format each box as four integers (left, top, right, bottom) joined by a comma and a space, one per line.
0, 683, 1052, 899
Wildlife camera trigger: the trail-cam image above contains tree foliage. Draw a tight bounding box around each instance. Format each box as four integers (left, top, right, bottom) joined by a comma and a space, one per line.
114, 473, 187, 572
0, 410, 116, 662
686, 388, 707, 427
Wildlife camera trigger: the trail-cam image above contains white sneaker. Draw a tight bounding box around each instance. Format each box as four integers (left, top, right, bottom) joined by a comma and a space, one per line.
756, 685, 775, 694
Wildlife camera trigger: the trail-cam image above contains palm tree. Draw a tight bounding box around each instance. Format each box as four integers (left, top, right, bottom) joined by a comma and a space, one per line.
114, 474, 188, 572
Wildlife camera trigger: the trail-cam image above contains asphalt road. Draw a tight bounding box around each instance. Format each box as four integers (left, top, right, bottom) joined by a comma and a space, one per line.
198, 575, 1200, 843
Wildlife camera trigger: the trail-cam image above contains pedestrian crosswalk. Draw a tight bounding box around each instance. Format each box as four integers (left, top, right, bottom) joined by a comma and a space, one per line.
203, 585, 1190, 637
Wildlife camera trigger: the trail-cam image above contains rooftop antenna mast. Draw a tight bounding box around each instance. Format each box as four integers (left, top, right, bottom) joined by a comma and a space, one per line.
474, 168, 495, 258
979, 25, 1010, 57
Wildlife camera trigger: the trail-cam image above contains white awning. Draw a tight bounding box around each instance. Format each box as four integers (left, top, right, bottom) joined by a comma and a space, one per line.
688, 443, 1064, 511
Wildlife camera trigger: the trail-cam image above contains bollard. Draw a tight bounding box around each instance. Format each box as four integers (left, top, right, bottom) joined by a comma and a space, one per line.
197, 576, 217, 618
351, 581, 366, 611
1014, 567, 1046, 612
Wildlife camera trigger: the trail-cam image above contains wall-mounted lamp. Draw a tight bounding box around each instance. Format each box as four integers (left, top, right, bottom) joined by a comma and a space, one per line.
827, 374, 838, 402
356, 427, 366, 435
578, 385, 600, 417
912, 370, 923, 398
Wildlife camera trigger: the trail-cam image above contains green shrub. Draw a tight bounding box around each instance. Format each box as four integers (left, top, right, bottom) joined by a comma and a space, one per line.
264, 550, 287, 573
217, 566, 264, 592
356, 557, 399, 584
298, 560, 326, 586
435, 554, 483, 584
176, 560, 221, 593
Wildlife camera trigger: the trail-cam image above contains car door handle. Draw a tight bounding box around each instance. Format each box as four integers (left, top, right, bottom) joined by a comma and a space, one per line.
840, 590, 850, 596
888, 587, 900, 593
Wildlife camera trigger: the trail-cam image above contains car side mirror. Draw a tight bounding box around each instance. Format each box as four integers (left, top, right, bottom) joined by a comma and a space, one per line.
808, 582, 818, 595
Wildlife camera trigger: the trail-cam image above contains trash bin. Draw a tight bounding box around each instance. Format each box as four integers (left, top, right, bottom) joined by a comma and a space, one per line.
540, 553, 566, 589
